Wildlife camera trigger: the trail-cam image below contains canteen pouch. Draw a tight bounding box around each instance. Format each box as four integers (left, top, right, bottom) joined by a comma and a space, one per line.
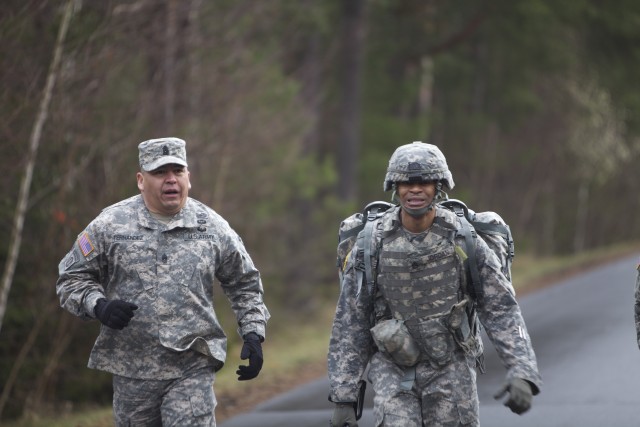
370, 318, 420, 367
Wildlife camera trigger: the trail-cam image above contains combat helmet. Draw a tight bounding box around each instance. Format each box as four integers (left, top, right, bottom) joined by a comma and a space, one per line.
383, 141, 454, 192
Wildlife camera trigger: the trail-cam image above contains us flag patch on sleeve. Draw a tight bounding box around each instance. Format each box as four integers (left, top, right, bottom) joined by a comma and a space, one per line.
78, 232, 95, 257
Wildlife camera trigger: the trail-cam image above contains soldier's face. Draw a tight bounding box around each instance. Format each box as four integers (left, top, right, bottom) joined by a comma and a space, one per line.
396, 181, 437, 213
137, 164, 191, 216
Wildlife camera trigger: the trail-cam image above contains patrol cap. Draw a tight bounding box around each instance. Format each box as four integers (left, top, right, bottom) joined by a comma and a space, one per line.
138, 137, 188, 172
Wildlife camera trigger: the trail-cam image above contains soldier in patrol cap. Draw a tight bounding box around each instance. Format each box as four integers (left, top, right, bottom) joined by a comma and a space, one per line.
328, 141, 541, 426
56, 137, 270, 426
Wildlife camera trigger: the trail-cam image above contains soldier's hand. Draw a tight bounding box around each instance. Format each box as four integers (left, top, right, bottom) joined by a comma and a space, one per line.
236, 332, 263, 381
94, 298, 138, 330
330, 403, 357, 427
493, 377, 533, 415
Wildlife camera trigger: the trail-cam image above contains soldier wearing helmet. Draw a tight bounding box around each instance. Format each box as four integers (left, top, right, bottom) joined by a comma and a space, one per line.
328, 142, 541, 426
384, 142, 454, 218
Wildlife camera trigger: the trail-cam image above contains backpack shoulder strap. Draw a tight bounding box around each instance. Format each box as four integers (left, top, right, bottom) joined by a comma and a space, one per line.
355, 202, 395, 296
456, 213, 483, 303
440, 199, 483, 303
363, 209, 379, 293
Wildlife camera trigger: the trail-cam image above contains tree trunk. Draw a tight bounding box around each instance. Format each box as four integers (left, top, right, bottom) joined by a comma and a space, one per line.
542, 174, 556, 254
336, 0, 366, 202
0, 303, 55, 419
187, 0, 203, 133
163, 0, 178, 131
417, 56, 434, 140
574, 181, 589, 253
0, 0, 74, 333
23, 310, 76, 417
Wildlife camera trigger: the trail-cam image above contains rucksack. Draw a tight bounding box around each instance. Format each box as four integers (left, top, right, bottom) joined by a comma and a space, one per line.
336, 198, 515, 304
439, 199, 515, 303
336, 201, 394, 284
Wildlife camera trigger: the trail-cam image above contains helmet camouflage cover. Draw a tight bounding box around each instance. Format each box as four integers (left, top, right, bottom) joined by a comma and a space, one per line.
383, 141, 455, 192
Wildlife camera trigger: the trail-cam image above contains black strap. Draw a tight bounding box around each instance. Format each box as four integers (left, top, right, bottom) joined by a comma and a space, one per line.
363, 210, 378, 294
339, 223, 364, 241
471, 221, 509, 238
472, 220, 515, 260
452, 207, 483, 303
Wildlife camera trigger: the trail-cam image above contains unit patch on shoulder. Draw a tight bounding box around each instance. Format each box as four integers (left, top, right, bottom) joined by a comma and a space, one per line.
64, 250, 78, 270
78, 232, 95, 257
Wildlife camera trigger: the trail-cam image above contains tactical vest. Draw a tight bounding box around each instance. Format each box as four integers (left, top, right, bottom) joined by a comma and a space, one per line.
376, 219, 467, 367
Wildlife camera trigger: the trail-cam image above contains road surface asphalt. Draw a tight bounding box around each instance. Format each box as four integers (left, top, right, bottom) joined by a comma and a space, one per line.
221, 253, 640, 427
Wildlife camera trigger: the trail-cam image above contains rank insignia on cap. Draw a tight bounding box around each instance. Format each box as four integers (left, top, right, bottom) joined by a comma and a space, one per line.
163, 145, 169, 155
78, 232, 95, 257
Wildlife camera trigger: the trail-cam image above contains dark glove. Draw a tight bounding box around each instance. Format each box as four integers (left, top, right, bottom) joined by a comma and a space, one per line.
330, 403, 357, 427
94, 298, 138, 330
494, 377, 533, 415
236, 332, 263, 381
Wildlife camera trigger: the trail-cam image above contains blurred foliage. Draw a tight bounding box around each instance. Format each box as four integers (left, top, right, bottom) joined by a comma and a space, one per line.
1, 0, 640, 422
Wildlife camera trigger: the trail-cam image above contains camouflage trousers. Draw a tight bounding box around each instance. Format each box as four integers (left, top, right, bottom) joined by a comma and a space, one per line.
368, 350, 479, 427
112, 365, 216, 427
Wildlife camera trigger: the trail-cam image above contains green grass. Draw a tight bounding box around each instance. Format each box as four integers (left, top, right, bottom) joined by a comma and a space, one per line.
3, 407, 113, 427
512, 241, 640, 294
4, 242, 639, 426
214, 303, 335, 394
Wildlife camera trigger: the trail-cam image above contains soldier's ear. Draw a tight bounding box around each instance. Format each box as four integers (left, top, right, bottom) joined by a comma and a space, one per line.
136, 172, 144, 191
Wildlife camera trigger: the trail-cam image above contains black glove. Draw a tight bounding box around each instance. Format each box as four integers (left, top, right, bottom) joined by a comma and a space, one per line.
494, 377, 533, 415
94, 298, 138, 330
236, 332, 263, 381
330, 403, 357, 427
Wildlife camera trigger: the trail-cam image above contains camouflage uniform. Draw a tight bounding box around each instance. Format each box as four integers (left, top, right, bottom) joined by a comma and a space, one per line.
328, 142, 540, 426
57, 138, 269, 426
634, 265, 640, 349
112, 365, 216, 426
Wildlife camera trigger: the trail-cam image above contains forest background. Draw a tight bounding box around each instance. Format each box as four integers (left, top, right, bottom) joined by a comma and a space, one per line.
2, 0, 640, 423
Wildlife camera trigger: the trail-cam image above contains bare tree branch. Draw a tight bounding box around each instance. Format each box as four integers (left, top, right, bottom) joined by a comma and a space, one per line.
0, 0, 75, 333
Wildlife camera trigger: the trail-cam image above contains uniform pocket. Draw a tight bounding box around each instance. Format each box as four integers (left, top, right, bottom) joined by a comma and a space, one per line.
456, 398, 478, 425
380, 413, 420, 427
189, 392, 213, 417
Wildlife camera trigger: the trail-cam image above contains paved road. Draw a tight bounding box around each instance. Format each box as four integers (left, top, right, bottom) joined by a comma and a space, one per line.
221, 253, 640, 427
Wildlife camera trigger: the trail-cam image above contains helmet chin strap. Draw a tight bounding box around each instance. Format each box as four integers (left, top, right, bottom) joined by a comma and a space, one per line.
403, 204, 433, 218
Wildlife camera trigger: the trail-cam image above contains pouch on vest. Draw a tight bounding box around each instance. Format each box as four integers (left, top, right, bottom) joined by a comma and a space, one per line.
370, 318, 420, 367
445, 298, 485, 371
413, 317, 456, 368
447, 299, 474, 353
448, 299, 470, 334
